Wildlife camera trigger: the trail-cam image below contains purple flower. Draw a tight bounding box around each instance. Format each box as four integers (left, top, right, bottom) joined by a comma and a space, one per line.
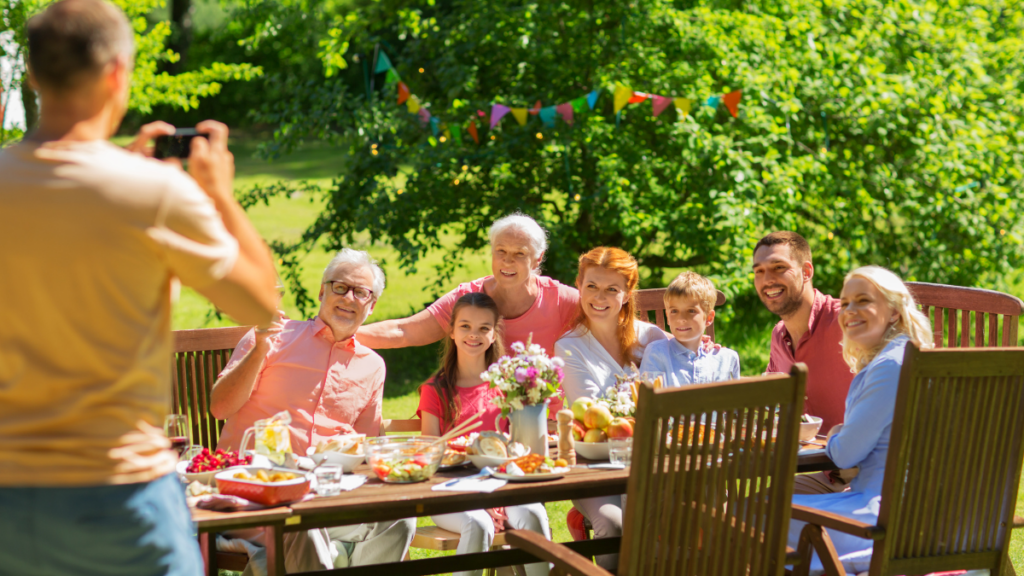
526, 367, 539, 379
515, 367, 528, 383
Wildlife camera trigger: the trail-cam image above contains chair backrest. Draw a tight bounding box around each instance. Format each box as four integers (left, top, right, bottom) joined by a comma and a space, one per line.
382, 418, 422, 434
172, 326, 251, 449
906, 282, 1024, 348
619, 365, 807, 576
636, 288, 728, 342
875, 344, 1024, 576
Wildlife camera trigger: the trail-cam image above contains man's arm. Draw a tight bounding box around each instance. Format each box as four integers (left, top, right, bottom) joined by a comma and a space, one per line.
356, 308, 446, 349
209, 318, 282, 419
186, 121, 278, 327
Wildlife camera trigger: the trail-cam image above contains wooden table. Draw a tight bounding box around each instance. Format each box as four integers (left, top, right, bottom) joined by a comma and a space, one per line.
193, 447, 835, 575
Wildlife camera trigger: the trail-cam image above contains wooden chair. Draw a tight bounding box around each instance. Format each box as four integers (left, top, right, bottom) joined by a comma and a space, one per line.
507, 364, 809, 576
636, 287, 727, 342
792, 343, 1024, 576
172, 325, 251, 449
906, 282, 1024, 348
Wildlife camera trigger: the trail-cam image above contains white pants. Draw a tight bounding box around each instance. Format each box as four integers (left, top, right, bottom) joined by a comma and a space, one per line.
571, 495, 624, 570
230, 518, 416, 575
432, 503, 551, 576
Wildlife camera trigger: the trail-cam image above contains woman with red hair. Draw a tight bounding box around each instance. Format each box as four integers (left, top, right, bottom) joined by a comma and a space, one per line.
554, 247, 670, 569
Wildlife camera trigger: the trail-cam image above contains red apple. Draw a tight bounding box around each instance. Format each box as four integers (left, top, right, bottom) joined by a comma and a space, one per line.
583, 428, 608, 443
606, 417, 634, 439
571, 420, 587, 441
584, 404, 613, 430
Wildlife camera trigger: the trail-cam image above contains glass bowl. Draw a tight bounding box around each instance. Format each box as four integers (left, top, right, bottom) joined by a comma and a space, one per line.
365, 436, 444, 483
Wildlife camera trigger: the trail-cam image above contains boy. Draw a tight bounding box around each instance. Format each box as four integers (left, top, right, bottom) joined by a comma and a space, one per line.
640, 271, 741, 386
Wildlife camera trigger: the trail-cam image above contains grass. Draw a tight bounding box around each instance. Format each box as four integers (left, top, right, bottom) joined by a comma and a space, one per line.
171, 137, 1024, 574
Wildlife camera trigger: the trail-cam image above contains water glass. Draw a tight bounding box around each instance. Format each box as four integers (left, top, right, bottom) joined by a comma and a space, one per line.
315, 465, 343, 496
181, 444, 204, 464
609, 437, 633, 467
164, 414, 190, 457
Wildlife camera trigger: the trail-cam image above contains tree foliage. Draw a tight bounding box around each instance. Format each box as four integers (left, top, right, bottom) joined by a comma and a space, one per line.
250, 0, 1024, 316
0, 0, 261, 140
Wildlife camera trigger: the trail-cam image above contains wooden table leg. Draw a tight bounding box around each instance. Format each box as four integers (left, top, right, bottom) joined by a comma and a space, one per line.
266, 521, 286, 576
198, 532, 218, 576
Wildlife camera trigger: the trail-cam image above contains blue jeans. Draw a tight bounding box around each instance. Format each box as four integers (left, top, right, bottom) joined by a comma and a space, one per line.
0, 473, 202, 576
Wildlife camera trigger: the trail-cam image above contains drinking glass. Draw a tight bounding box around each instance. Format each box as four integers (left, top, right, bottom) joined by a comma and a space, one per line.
609, 437, 633, 467
640, 371, 667, 390
315, 465, 343, 496
164, 414, 191, 457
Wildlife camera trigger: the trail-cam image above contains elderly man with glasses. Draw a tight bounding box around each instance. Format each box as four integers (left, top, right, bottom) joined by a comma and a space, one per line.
210, 248, 415, 573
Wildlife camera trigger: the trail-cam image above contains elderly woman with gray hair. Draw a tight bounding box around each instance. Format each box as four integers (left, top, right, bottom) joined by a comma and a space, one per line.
358, 214, 579, 410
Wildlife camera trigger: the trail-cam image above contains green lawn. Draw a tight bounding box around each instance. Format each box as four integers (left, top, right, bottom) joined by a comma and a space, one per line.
174, 137, 1023, 573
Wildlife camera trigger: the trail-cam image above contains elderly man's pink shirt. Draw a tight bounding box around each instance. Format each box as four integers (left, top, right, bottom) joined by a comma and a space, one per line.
217, 317, 385, 455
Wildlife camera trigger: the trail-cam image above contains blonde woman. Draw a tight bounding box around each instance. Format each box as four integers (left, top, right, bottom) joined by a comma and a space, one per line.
787, 266, 933, 575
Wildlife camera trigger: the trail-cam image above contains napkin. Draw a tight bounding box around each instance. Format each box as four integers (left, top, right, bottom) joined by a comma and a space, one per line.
432, 477, 507, 493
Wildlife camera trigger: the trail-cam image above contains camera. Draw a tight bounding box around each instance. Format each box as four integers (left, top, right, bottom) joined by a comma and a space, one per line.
153, 128, 209, 159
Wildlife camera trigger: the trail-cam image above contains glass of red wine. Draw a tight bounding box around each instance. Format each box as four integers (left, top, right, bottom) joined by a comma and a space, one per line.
164, 414, 190, 458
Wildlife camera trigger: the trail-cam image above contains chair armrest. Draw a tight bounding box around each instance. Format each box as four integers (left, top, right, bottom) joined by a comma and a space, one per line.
791, 504, 885, 540
1014, 515, 1024, 529
504, 530, 613, 576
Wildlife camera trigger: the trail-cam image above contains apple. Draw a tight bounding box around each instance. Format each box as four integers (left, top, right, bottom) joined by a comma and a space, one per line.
584, 404, 613, 431
606, 417, 634, 439
571, 420, 587, 441
571, 397, 594, 422
583, 428, 608, 443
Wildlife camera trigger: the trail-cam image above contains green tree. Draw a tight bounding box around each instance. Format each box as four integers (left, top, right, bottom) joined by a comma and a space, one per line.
249, 0, 1024, 317
0, 0, 261, 141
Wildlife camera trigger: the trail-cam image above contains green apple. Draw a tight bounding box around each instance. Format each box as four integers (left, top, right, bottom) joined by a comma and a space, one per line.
571, 397, 594, 422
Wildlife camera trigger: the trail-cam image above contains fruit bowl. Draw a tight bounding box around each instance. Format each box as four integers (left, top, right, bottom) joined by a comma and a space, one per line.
799, 416, 823, 442
215, 467, 311, 506
365, 436, 444, 483
176, 460, 247, 485
575, 441, 611, 461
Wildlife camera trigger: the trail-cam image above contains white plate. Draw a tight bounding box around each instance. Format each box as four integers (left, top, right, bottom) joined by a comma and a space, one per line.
492, 471, 565, 482
438, 459, 472, 471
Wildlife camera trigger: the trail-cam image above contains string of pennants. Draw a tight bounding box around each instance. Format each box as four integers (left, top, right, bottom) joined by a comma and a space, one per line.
373, 49, 743, 146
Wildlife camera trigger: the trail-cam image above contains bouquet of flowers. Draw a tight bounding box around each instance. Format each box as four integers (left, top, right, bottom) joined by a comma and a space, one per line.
481, 336, 565, 418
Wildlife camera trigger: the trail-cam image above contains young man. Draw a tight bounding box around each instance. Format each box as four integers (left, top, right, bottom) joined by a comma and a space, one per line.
211, 249, 416, 572
752, 231, 856, 494
639, 271, 741, 386
0, 0, 279, 573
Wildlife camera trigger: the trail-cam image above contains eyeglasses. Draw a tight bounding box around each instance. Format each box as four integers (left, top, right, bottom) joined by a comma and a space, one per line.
323, 281, 375, 302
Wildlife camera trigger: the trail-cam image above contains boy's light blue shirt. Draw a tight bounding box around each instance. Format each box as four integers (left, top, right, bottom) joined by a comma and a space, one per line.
638, 338, 741, 387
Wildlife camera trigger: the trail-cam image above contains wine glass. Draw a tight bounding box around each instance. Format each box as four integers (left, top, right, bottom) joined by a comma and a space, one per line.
164, 414, 191, 458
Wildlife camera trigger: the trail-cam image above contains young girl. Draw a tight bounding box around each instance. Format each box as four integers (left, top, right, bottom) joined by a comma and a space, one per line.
417, 293, 551, 576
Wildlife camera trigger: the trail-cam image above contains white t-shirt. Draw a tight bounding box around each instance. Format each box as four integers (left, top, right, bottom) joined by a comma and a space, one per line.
554, 321, 670, 405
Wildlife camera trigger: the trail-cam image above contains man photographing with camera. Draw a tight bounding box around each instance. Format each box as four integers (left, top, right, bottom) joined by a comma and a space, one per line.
0, 0, 279, 573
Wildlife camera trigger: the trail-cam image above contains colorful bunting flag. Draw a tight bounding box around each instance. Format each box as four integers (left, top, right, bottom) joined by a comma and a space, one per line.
628, 91, 650, 104
418, 107, 432, 126
406, 94, 420, 113
451, 124, 463, 146
613, 84, 633, 114
385, 69, 400, 85
539, 106, 557, 127
705, 95, 721, 110
652, 95, 673, 117
722, 90, 742, 118
556, 102, 574, 126
397, 82, 410, 105
587, 90, 601, 110
529, 100, 542, 115
374, 50, 393, 73
477, 110, 486, 117
571, 97, 587, 113
467, 120, 479, 144
429, 116, 439, 136
490, 104, 510, 128
674, 98, 692, 118
511, 108, 528, 126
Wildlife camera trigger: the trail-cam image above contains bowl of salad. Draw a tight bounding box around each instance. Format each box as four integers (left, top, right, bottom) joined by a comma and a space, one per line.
365, 436, 444, 483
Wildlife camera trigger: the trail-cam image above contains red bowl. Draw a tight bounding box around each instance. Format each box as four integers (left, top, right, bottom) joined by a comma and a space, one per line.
215, 467, 311, 506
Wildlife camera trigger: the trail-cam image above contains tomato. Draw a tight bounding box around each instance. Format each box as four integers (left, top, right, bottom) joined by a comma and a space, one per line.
373, 465, 391, 479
